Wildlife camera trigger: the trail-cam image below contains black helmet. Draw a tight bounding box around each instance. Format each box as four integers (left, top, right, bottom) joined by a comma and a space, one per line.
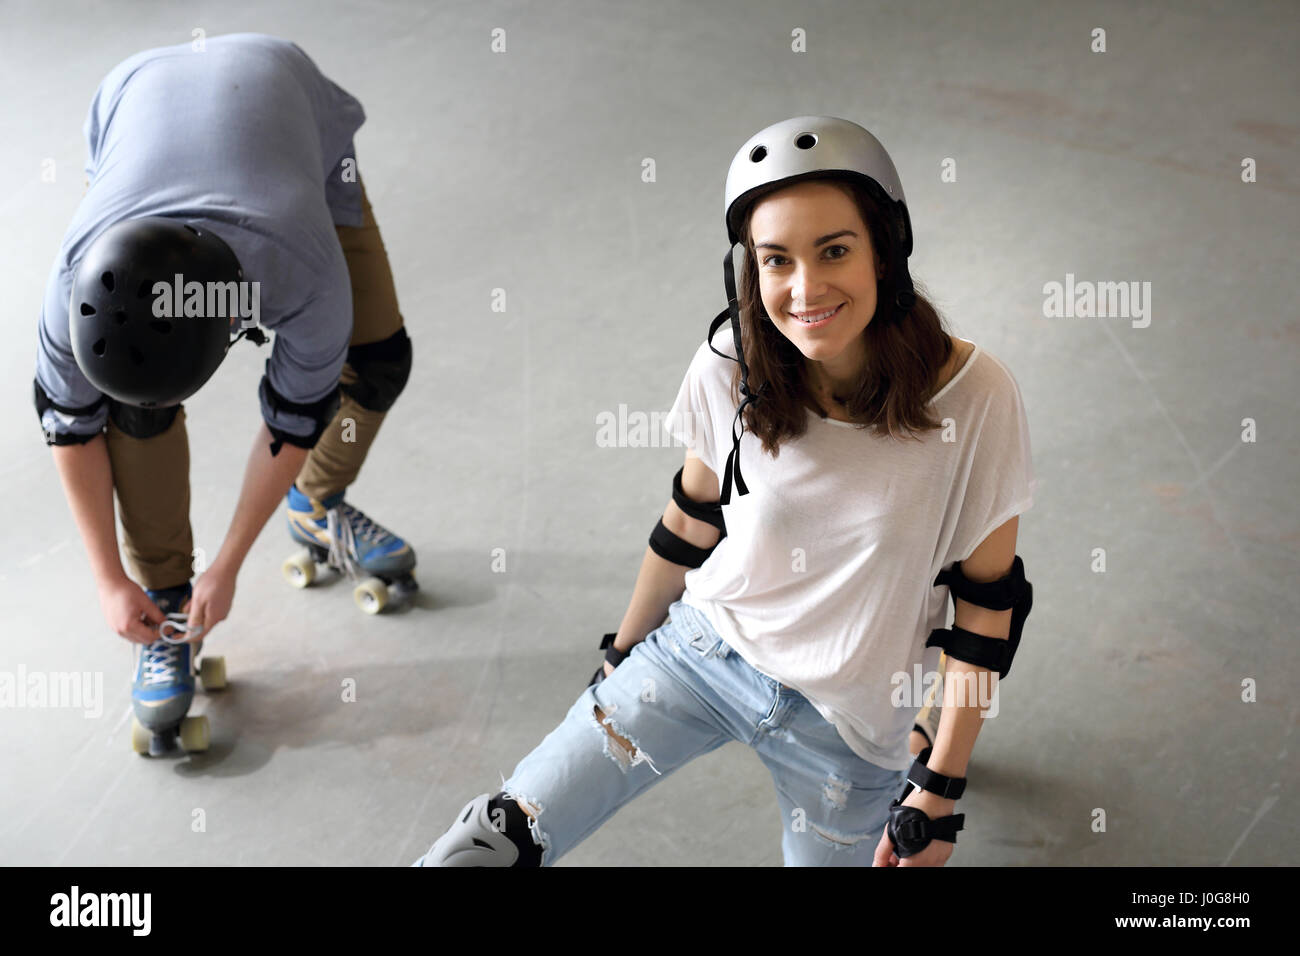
69, 217, 244, 408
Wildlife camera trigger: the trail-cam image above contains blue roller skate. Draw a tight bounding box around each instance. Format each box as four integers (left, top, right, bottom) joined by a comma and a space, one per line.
282, 483, 418, 614
130, 582, 227, 757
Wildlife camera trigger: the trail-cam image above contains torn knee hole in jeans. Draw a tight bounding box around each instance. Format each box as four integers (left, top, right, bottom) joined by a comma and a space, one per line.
822, 773, 852, 811
498, 774, 549, 854
592, 703, 661, 776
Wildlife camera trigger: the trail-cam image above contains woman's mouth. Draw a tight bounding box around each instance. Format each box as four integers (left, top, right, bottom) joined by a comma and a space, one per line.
788, 303, 843, 328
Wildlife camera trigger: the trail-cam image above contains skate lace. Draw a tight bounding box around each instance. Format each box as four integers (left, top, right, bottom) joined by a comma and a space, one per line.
325, 503, 392, 580
342, 503, 391, 544
140, 639, 184, 687
128, 613, 198, 689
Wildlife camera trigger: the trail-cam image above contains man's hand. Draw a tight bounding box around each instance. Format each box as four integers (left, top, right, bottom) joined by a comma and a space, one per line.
184, 560, 237, 640
872, 788, 958, 867
98, 575, 167, 644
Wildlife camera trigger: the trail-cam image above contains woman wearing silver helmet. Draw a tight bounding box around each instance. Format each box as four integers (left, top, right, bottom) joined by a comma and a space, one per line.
414, 116, 1036, 867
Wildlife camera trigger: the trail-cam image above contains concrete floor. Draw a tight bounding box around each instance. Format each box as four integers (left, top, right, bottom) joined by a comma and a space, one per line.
1, 0, 1296, 866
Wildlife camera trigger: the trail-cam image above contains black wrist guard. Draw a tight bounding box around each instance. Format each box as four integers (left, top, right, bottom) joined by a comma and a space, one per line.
886, 747, 967, 857
588, 632, 627, 687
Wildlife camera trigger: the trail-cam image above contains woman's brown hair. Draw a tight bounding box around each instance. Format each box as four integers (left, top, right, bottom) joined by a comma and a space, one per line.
730, 175, 955, 457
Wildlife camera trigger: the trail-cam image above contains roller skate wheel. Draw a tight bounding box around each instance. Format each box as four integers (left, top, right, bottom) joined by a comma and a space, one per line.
179, 715, 210, 753
198, 655, 227, 691
354, 577, 389, 615
283, 550, 317, 589
131, 717, 152, 755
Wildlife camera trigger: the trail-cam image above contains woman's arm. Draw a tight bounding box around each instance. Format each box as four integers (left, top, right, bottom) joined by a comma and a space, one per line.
926, 515, 1021, 781
875, 515, 1022, 867
608, 450, 722, 658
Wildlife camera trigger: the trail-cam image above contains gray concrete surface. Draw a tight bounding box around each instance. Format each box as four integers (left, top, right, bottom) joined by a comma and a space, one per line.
0, 0, 1296, 866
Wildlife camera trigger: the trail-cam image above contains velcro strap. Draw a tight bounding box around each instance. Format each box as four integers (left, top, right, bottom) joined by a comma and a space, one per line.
907, 746, 967, 800
934, 555, 1027, 610
671, 466, 726, 533
649, 518, 715, 568
599, 632, 628, 667
925, 625, 1013, 679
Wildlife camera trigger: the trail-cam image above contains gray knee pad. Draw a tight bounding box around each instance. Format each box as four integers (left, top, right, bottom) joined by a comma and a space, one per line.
344, 327, 411, 412
109, 400, 180, 439
412, 792, 534, 867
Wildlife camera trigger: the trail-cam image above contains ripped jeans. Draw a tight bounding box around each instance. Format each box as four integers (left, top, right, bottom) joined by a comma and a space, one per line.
499, 599, 907, 866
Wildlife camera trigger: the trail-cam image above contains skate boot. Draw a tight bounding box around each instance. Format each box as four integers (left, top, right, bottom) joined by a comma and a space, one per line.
282, 483, 418, 614
130, 582, 227, 757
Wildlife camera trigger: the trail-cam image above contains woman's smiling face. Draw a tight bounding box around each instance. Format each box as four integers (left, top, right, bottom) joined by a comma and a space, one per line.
748, 180, 884, 393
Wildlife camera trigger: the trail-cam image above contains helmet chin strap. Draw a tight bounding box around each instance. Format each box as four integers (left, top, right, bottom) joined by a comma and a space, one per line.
230, 325, 267, 347
888, 263, 917, 322
708, 247, 767, 506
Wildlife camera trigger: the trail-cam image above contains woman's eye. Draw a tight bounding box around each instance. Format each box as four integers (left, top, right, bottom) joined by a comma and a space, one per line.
761, 247, 849, 267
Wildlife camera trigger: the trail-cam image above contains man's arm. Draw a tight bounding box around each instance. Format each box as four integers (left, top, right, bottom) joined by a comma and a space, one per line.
186, 422, 308, 636
49, 433, 125, 587
49, 433, 166, 644
213, 422, 309, 573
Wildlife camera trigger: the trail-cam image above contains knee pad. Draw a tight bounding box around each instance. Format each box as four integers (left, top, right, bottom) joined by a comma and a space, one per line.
413, 791, 541, 867
108, 400, 180, 440
343, 326, 411, 412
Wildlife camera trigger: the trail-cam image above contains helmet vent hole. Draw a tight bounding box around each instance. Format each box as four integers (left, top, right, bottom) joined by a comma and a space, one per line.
749, 145, 767, 163
150, 320, 172, 335
129, 346, 145, 366
137, 279, 155, 298
92, 339, 106, 356
79, 303, 96, 316
183, 224, 200, 236
795, 133, 817, 150
113, 310, 128, 326
100, 271, 115, 292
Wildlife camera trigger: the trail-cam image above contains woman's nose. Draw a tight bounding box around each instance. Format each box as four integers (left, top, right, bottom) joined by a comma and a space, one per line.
790, 266, 828, 304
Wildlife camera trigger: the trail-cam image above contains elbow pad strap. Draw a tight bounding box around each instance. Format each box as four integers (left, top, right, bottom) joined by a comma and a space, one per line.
33, 379, 106, 446
260, 374, 341, 455
671, 466, 726, 534
926, 554, 1033, 679
649, 518, 715, 569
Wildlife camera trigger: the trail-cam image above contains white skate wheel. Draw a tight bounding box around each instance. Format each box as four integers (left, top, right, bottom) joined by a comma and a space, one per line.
354, 577, 389, 615
199, 656, 227, 691
179, 715, 210, 753
131, 716, 151, 755
283, 550, 317, 588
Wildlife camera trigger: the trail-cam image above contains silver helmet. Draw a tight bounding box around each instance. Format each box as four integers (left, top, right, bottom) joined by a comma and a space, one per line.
707, 116, 917, 504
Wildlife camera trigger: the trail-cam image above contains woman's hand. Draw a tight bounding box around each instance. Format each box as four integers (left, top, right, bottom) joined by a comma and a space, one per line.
872, 788, 957, 867
98, 575, 167, 644
184, 561, 237, 640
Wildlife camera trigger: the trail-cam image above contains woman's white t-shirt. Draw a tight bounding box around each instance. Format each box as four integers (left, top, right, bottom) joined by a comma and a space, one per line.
663, 330, 1037, 771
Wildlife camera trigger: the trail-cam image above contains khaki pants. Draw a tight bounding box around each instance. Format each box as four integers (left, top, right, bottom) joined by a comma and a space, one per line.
105, 181, 406, 590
